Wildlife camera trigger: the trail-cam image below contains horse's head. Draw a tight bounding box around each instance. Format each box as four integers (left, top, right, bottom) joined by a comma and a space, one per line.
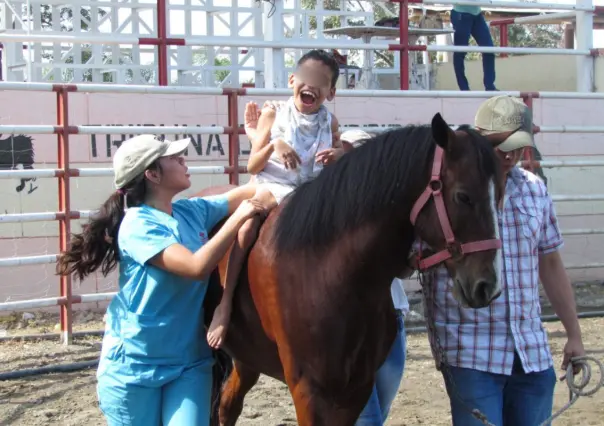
412, 113, 504, 309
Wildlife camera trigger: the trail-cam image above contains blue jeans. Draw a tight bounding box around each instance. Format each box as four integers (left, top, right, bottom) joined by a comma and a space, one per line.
356, 312, 407, 426
442, 354, 556, 426
97, 362, 213, 426
451, 10, 496, 91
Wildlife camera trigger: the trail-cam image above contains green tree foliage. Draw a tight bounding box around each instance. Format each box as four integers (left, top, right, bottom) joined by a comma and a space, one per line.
299, 0, 563, 66
465, 22, 563, 60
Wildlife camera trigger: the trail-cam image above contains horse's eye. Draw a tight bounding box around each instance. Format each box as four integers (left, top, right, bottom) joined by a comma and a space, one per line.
455, 192, 473, 206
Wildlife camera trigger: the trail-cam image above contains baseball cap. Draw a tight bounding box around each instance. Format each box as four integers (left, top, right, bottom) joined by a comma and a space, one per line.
113, 134, 190, 189
475, 95, 534, 152
340, 129, 372, 148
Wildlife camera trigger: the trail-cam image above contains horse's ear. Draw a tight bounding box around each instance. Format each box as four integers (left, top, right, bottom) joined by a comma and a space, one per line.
484, 131, 511, 149
431, 112, 455, 151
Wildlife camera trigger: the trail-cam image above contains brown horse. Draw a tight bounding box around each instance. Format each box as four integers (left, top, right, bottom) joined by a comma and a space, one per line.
198, 113, 504, 426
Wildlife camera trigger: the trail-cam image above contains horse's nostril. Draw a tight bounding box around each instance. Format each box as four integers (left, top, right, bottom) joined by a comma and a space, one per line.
474, 280, 491, 304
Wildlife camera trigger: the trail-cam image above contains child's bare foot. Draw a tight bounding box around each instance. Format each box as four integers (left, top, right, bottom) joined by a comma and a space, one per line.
207, 302, 232, 349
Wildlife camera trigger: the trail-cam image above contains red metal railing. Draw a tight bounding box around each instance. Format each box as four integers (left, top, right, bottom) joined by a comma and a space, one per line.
41, 85, 245, 343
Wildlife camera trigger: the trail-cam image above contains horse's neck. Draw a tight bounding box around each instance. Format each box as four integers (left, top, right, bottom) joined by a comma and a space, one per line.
327, 219, 412, 285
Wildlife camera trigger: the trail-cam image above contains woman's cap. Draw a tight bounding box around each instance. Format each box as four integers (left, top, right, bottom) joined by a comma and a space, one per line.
113, 134, 191, 189
340, 129, 372, 148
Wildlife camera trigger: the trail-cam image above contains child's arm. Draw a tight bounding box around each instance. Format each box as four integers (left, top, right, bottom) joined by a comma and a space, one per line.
315, 114, 346, 166
247, 107, 278, 175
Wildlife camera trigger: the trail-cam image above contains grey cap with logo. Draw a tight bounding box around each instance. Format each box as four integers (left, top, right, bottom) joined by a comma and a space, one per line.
113, 134, 191, 189
474, 95, 535, 152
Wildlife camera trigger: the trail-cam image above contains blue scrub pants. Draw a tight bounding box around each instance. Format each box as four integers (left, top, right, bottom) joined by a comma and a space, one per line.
97, 362, 213, 426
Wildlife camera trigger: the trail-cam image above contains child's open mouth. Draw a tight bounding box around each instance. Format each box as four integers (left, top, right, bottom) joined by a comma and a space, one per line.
300, 90, 316, 106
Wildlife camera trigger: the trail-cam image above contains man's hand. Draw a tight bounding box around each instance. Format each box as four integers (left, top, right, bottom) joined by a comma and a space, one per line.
561, 336, 586, 377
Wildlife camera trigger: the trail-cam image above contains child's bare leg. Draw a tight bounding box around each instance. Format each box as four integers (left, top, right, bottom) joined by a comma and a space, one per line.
207, 187, 277, 349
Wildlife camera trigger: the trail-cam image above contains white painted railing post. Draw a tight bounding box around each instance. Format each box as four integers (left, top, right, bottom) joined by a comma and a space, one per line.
575, 0, 594, 92
262, 0, 286, 88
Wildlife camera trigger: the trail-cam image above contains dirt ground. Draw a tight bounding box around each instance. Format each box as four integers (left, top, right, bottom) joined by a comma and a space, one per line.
0, 311, 603, 426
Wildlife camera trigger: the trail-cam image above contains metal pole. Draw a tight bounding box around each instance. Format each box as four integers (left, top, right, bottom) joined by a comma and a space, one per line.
522, 94, 536, 173
226, 89, 241, 185
400, 0, 409, 90
499, 24, 508, 59
157, 0, 168, 86
575, 0, 594, 92
55, 85, 74, 345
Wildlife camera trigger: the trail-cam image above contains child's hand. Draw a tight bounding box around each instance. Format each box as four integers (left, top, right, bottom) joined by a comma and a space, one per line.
315, 147, 345, 166
272, 139, 301, 169
244, 102, 261, 131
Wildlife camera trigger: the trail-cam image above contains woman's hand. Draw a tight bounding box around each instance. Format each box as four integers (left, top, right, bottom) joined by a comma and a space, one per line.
273, 139, 301, 169
234, 199, 267, 222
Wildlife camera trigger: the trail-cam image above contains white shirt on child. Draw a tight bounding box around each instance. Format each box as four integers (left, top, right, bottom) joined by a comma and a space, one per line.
256, 97, 332, 188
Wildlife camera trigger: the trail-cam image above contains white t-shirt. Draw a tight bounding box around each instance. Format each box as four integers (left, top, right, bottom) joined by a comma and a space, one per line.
391, 278, 410, 316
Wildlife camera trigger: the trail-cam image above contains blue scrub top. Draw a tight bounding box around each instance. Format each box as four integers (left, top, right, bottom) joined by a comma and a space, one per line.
97, 195, 229, 387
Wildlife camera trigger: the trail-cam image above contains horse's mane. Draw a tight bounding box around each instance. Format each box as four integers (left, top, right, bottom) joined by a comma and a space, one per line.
274, 123, 498, 252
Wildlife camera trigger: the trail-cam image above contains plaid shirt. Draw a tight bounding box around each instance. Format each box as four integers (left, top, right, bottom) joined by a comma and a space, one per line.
418, 167, 564, 375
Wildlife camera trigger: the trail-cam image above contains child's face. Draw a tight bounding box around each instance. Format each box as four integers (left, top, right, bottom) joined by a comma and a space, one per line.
289, 58, 336, 114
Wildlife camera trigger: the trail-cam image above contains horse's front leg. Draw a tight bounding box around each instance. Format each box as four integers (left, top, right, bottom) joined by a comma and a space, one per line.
286, 371, 374, 426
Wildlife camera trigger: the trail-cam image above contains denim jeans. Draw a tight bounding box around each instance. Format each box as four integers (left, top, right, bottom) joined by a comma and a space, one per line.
451, 10, 496, 91
441, 353, 557, 426
355, 312, 407, 426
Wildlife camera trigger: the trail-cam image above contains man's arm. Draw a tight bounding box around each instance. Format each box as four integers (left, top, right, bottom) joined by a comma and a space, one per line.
539, 251, 581, 340
537, 188, 585, 372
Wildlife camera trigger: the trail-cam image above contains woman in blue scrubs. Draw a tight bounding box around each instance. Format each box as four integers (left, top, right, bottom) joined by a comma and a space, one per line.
57, 134, 265, 426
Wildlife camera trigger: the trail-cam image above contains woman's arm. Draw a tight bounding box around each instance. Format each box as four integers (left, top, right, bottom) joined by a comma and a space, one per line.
149, 200, 264, 280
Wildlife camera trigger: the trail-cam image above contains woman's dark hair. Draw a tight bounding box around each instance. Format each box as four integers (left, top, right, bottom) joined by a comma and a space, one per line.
56, 161, 162, 281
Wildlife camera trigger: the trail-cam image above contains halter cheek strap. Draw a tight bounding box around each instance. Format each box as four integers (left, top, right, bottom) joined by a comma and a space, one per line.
410, 146, 502, 271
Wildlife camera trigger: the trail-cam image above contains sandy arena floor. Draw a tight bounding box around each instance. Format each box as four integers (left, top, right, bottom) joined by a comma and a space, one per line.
0, 311, 603, 426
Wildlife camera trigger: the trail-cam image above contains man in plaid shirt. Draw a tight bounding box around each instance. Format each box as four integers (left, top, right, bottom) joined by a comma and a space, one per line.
417, 95, 585, 426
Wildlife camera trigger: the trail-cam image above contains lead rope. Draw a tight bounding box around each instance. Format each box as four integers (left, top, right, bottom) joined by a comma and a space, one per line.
538, 355, 604, 426
419, 269, 604, 426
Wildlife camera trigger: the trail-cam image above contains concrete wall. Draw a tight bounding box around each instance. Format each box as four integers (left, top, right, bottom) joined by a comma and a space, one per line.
378, 55, 604, 93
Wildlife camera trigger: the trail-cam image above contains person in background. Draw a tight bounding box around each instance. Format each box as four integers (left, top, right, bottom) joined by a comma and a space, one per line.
450, 4, 498, 91
342, 128, 410, 426
56, 134, 265, 426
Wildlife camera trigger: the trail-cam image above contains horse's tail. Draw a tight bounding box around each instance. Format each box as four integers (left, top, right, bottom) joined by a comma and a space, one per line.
210, 348, 233, 426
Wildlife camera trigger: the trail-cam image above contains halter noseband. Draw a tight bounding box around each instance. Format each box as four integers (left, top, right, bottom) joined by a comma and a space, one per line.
409, 145, 502, 271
